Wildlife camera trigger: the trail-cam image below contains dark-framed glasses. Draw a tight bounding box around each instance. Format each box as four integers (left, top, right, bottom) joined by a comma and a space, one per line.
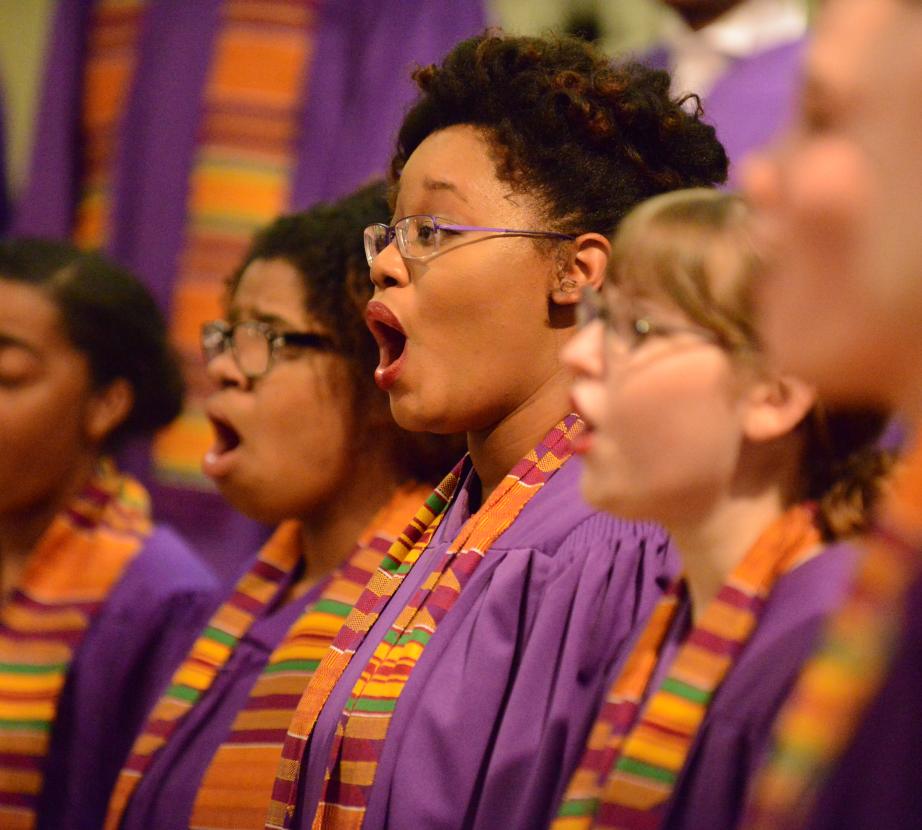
577, 287, 722, 353
201, 320, 336, 380
363, 214, 576, 266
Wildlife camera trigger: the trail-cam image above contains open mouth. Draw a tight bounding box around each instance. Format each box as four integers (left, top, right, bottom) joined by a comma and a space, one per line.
202, 411, 243, 478
365, 301, 409, 391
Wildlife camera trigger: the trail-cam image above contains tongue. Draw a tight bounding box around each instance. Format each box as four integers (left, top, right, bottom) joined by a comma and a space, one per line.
378, 324, 407, 368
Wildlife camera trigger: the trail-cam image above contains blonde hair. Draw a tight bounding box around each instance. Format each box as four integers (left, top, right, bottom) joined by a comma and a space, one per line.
606, 188, 892, 540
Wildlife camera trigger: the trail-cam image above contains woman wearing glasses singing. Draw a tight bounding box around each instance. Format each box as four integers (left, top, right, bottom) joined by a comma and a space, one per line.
557, 189, 890, 830
265, 33, 729, 830
104, 182, 461, 830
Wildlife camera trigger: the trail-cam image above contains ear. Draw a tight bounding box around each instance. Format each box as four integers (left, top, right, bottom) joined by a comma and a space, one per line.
742, 374, 816, 443
550, 232, 611, 306
84, 378, 134, 446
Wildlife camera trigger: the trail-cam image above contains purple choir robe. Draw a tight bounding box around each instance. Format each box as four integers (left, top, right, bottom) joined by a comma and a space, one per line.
804, 571, 922, 830
38, 525, 217, 830
116, 564, 329, 829
12, 0, 485, 580
291, 456, 676, 829
643, 38, 807, 185
651, 542, 858, 830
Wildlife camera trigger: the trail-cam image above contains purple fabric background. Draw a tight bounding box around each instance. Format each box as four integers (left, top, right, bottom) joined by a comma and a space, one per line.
642, 38, 807, 186
37, 525, 218, 830
290, 456, 676, 830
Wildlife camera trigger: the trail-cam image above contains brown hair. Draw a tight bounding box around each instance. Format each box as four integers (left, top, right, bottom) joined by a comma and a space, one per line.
607, 188, 892, 540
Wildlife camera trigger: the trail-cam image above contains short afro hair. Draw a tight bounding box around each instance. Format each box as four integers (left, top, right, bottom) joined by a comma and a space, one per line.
392, 32, 729, 236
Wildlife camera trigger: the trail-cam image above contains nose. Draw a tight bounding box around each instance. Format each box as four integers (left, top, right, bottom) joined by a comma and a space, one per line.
369, 239, 411, 291
205, 345, 248, 390
740, 145, 781, 213
562, 320, 606, 380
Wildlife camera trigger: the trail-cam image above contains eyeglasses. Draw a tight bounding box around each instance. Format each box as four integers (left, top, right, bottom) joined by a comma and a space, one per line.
577, 287, 722, 353
363, 214, 576, 266
201, 320, 335, 380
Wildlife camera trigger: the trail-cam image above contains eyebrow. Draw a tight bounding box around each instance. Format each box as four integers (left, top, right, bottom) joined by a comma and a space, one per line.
0, 333, 39, 355
421, 176, 469, 203
226, 308, 300, 329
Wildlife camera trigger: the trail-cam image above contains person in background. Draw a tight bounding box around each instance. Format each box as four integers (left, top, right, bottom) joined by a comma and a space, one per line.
742, 0, 922, 826
0, 238, 217, 830
104, 181, 462, 830
265, 31, 728, 830
557, 188, 889, 830
645, 0, 809, 181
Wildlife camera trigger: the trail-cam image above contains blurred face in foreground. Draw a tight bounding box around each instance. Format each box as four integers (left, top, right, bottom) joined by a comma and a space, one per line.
745, 0, 922, 416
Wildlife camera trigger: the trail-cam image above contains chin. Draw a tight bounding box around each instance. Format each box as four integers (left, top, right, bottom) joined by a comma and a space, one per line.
389, 390, 457, 434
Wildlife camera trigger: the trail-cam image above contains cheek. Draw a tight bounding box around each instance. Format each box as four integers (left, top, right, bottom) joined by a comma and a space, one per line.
759, 140, 877, 391
584, 358, 742, 518
0, 385, 88, 511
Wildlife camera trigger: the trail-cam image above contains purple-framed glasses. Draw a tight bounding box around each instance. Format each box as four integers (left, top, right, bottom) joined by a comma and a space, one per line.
363, 214, 576, 266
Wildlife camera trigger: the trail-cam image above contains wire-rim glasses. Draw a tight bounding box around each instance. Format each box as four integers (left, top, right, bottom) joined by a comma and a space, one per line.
577, 287, 724, 354
363, 214, 577, 266
201, 320, 336, 380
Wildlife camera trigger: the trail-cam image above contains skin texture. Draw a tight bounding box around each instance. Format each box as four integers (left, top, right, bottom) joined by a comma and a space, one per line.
0, 280, 129, 589
744, 0, 922, 416
369, 124, 608, 499
564, 285, 813, 614
204, 258, 400, 577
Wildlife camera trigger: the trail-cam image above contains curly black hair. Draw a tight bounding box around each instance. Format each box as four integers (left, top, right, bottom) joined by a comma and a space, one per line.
393, 32, 729, 235
229, 181, 464, 484
0, 237, 184, 448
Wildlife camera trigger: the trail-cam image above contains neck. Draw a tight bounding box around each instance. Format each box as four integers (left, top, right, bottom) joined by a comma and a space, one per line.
466, 367, 572, 506
297, 444, 404, 588
669, 488, 787, 621
0, 455, 97, 602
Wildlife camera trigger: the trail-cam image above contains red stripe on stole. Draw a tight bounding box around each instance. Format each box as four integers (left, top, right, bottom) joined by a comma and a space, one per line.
225, 728, 288, 744
686, 627, 741, 657
242, 693, 303, 711
0, 754, 41, 771
715, 582, 764, 611
340, 737, 377, 764
228, 590, 265, 615
0, 791, 34, 808
249, 560, 289, 581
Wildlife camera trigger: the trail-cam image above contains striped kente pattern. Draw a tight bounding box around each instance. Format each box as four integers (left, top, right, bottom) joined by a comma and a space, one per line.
746, 434, 922, 829
187, 485, 430, 830
265, 464, 464, 829
105, 484, 427, 830
554, 504, 822, 830
304, 415, 584, 830
72, 0, 148, 250
0, 465, 151, 830
153, 0, 317, 485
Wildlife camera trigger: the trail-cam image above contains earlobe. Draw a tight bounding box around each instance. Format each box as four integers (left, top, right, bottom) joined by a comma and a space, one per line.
85, 378, 135, 446
550, 232, 611, 306
743, 375, 816, 443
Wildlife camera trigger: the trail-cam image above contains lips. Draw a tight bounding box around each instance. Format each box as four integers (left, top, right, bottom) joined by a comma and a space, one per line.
365, 300, 409, 391
202, 407, 243, 479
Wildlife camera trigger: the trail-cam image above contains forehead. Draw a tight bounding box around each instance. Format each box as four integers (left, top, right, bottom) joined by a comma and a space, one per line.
0, 279, 66, 349
231, 258, 312, 327
395, 124, 529, 217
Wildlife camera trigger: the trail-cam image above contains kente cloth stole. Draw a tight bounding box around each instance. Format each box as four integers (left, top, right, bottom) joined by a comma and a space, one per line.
298, 415, 585, 830
745, 432, 922, 830
104, 483, 428, 830
264, 463, 465, 830
553, 504, 822, 830
73, 0, 148, 249
153, 0, 317, 487
0, 465, 151, 830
